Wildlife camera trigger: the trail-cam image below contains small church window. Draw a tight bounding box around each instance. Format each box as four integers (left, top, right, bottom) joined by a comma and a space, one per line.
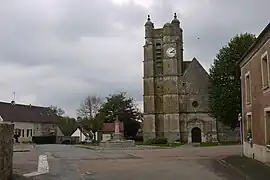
192, 101, 199, 108
155, 63, 163, 75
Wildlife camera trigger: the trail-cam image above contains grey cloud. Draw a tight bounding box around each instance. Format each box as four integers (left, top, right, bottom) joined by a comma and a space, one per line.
0, 0, 269, 117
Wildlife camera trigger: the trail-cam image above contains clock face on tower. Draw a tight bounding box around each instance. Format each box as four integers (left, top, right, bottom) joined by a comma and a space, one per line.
166, 47, 176, 58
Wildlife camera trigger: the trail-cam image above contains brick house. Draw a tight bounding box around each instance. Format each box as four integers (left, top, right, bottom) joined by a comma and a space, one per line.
0, 101, 64, 143
97, 122, 124, 141
239, 22, 270, 162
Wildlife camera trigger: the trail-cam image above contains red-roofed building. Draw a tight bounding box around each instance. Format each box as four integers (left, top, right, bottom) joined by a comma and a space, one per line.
97, 122, 124, 141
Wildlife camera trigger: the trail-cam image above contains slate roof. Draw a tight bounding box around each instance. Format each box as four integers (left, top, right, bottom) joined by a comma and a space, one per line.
238, 22, 270, 66
182, 60, 192, 73
0, 101, 58, 124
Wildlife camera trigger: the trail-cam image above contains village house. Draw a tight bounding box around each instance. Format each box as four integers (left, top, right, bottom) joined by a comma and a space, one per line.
0, 101, 64, 143
97, 122, 124, 142
71, 126, 92, 143
239, 22, 270, 162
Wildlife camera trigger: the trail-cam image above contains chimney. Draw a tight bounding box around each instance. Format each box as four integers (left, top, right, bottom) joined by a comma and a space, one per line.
29, 104, 32, 108
11, 100, 15, 106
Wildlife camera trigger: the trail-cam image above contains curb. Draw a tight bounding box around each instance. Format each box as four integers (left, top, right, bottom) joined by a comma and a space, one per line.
13, 149, 31, 152
13, 174, 31, 180
76, 145, 97, 150
76, 145, 173, 150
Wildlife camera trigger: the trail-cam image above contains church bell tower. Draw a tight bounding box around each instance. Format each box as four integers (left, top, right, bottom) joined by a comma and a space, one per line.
143, 14, 183, 142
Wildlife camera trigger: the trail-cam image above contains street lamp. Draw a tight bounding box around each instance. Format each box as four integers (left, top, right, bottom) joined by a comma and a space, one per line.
238, 113, 243, 156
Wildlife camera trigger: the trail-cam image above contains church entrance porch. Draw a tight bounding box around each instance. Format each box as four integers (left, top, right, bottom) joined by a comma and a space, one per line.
191, 127, 202, 143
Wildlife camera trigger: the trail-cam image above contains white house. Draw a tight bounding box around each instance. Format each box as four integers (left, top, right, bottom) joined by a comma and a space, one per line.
71, 127, 90, 142
0, 101, 63, 143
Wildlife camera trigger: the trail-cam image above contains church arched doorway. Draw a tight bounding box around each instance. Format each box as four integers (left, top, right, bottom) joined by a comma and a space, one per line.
191, 127, 202, 143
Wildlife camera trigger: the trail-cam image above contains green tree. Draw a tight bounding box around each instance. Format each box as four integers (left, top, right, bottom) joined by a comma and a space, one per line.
78, 115, 104, 140
58, 116, 78, 136
98, 92, 142, 137
49, 105, 78, 136
208, 33, 256, 129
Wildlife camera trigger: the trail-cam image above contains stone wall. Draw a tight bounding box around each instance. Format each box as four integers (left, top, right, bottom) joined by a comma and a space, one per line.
217, 122, 240, 142
0, 123, 14, 180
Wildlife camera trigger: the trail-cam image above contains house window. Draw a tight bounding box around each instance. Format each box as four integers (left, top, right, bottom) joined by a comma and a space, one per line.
245, 72, 251, 104
14, 129, 21, 136
21, 129, 25, 137
261, 51, 269, 89
264, 108, 270, 145
27, 129, 33, 137
246, 113, 252, 134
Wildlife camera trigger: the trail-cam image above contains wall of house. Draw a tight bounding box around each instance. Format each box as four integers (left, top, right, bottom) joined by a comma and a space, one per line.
11, 122, 34, 142
0, 123, 14, 180
6, 121, 64, 142
240, 31, 270, 162
240, 38, 270, 147
56, 126, 64, 137
243, 141, 270, 162
71, 129, 86, 142
33, 123, 58, 137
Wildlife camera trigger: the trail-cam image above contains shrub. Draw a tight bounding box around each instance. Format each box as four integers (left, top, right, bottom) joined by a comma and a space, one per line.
129, 136, 143, 142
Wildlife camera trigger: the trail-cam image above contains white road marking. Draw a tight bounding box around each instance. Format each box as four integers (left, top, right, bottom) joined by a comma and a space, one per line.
23, 154, 49, 177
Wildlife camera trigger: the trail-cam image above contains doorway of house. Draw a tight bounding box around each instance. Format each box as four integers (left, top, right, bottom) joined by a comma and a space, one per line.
191, 127, 202, 143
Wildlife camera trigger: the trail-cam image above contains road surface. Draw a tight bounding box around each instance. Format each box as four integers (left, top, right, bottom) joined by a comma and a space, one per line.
13, 144, 245, 180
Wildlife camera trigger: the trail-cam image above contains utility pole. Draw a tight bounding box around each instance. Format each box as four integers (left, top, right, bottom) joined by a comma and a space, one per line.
238, 113, 243, 157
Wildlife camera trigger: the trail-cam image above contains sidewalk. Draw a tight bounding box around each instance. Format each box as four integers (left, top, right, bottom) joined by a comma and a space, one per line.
13, 143, 33, 152
13, 148, 39, 176
220, 155, 270, 180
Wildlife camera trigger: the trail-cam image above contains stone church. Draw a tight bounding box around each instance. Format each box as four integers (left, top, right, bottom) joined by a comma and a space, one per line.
142, 14, 218, 143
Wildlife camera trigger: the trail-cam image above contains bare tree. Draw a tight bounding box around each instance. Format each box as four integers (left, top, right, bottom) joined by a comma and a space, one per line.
77, 94, 102, 119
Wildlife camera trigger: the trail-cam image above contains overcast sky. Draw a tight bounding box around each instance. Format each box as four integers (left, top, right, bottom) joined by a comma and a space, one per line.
0, 0, 269, 117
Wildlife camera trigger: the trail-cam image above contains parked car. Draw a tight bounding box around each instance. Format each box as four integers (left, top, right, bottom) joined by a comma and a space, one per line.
81, 137, 92, 144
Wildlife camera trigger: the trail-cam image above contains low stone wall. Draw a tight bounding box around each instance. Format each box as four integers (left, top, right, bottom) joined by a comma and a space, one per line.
0, 123, 14, 180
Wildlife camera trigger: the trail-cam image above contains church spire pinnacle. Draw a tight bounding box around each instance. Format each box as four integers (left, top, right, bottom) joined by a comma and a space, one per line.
171, 12, 180, 24
145, 14, 154, 27
147, 15, 151, 21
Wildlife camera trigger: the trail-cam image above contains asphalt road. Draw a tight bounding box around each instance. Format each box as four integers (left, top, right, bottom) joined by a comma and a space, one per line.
13, 144, 245, 180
